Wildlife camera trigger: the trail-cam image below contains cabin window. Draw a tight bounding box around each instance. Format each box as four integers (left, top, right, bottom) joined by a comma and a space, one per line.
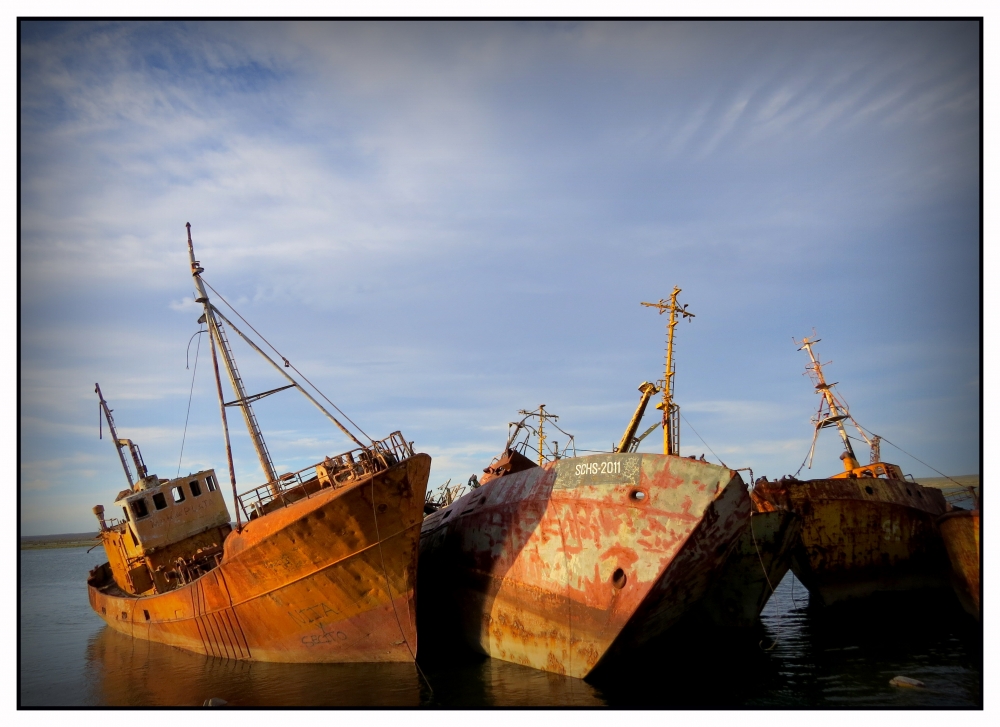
152, 492, 167, 510
130, 498, 149, 519
206, 475, 217, 492
171, 485, 186, 504
122, 507, 130, 522
190, 480, 202, 497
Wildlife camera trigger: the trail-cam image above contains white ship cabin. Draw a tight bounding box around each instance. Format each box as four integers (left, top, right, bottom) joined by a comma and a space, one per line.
115, 469, 231, 551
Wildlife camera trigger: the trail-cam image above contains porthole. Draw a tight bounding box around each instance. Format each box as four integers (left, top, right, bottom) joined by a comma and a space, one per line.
612, 568, 627, 589
629, 489, 647, 502
143, 610, 150, 621
121, 611, 128, 620
865, 486, 874, 495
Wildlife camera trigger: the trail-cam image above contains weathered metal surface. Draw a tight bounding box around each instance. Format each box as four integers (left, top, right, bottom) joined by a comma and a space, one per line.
937, 509, 980, 619
479, 447, 538, 486
786, 477, 949, 605
418, 453, 749, 679
88, 453, 430, 662
691, 480, 801, 628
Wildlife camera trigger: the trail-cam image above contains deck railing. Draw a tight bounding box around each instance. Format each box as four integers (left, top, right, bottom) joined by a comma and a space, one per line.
236, 431, 414, 521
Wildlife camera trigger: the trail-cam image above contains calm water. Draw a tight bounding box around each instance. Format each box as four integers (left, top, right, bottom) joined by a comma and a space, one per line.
19, 547, 981, 708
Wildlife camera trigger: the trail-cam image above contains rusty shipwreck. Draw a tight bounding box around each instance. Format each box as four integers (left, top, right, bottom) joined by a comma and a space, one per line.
418, 288, 750, 678
781, 335, 948, 606
87, 224, 430, 663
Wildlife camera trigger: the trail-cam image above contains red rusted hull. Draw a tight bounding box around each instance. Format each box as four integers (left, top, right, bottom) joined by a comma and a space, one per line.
418, 453, 749, 678
692, 481, 801, 628
786, 477, 949, 606
938, 509, 980, 619
88, 454, 430, 662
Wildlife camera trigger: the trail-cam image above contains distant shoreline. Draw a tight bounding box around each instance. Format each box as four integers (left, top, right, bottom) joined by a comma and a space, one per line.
20, 532, 99, 550
20, 540, 97, 550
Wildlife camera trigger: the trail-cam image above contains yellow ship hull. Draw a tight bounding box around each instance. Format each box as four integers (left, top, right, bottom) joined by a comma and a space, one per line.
787, 477, 948, 606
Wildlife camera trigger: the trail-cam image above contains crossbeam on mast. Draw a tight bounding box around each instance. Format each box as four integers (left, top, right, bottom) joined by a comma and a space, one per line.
224, 384, 297, 408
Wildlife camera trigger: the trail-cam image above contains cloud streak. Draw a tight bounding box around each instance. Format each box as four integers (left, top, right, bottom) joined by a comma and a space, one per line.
20, 20, 980, 534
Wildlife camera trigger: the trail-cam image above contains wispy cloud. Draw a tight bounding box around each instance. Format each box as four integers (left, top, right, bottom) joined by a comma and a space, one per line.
19, 20, 981, 534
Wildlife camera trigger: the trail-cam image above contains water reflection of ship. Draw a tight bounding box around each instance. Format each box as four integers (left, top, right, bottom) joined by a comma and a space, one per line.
87, 223, 429, 663
84, 626, 421, 707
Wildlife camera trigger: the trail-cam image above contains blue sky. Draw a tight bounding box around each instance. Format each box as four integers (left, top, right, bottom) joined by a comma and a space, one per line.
19, 20, 981, 535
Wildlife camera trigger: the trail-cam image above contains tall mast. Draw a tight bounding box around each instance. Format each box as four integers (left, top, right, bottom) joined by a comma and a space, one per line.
187, 223, 278, 489
642, 287, 695, 456
537, 404, 546, 466
796, 335, 858, 469
95, 382, 134, 489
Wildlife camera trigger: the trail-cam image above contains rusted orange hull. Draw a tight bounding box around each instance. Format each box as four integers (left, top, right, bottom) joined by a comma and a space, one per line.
938, 509, 980, 619
88, 454, 430, 662
692, 481, 801, 628
418, 453, 749, 678
787, 477, 949, 606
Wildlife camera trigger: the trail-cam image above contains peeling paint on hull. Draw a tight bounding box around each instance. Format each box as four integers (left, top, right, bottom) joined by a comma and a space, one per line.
786, 477, 949, 606
88, 454, 430, 662
418, 453, 749, 678
938, 509, 980, 619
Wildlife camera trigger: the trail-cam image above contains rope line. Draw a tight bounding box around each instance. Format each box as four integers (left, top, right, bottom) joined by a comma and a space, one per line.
748, 506, 779, 651
369, 477, 434, 698
679, 411, 727, 467
176, 328, 204, 478
201, 277, 373, 444
851, 426, 967, 488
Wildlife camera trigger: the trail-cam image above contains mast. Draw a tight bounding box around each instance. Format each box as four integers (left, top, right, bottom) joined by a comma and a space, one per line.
796, 335, 859, 471
642, 287, 695, 455
517, 404, 561, 465
187, 223, 278, 491
95, 383, 135, 489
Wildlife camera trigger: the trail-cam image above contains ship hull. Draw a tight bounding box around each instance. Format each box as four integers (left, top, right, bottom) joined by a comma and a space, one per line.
692, 481, 801, 628
938, 509, 980, 619
786, 477, 949, 606
88, 454, 430, 662
418, 453, 748, 679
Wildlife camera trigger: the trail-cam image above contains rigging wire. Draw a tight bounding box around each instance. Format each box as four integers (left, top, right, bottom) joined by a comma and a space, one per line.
200, 277, 373, 444
176, 327, 205, 478
679, 411, 727, 467
792, 447, 812, 479
852, 424, 969, 488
